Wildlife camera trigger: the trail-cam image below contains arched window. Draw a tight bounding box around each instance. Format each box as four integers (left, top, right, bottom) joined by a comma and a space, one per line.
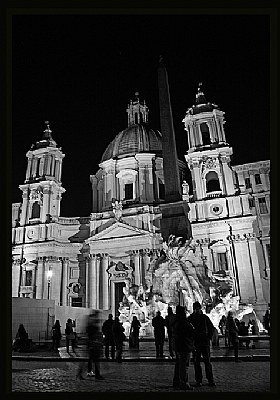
200, 123, 211, 145
206, 171, 220, 192
31, 202, 40, 219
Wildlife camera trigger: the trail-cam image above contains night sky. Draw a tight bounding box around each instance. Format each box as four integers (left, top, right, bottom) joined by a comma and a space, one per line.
12, 13, 270, 217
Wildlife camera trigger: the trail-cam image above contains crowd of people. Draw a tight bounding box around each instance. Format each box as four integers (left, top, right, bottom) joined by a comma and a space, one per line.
13, 305, 270, 389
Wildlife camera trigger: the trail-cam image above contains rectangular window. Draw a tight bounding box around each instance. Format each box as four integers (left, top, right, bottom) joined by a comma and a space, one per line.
248, 197, 255, 208
25, 270, 32, 286
124, 183, 133, 200
255, 173, 262, 185
217, 253, 228, 271
258, 197, 268, 214
245, 177, 251, 189
159, 181, 165, 200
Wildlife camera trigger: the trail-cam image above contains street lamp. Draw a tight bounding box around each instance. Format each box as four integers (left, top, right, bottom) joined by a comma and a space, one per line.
47, 270, 52, 300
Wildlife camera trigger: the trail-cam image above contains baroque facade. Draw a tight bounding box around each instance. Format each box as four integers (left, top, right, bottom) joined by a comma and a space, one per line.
12, 66, 270, 319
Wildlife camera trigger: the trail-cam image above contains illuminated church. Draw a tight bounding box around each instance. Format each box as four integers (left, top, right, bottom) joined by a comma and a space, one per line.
12, 61, 270, 322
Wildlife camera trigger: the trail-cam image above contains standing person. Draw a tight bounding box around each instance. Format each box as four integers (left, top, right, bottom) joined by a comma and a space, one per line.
152, 311, 166, 358
102, 314, 115, 360
219, 315, 228, 346
51, 320, 62, 351
238, 321, 250, 348
129, 316, 141, 349
263, 309, 270, 335
225, 311, 240, 362
13, 324, 29, 352
251, 319, 259, 349
112, 316, 126, 363
188, 301, 216, 387
65, 318, 76, 354
83, 310, 104, 380
165, 306, 176, 358
173, 306, 194, 390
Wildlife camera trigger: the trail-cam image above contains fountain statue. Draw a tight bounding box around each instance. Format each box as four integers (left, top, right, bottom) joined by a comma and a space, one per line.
118, 235, 263, 336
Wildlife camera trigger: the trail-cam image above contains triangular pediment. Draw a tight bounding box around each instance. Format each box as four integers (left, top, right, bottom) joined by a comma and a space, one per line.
87, 221, 152, 242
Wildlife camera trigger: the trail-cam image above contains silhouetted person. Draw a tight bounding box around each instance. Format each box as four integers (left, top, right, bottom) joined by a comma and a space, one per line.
51, 320, 62, 351
173, 306, 194, 390
225, 311, 240, 362
77, 310, 104, 380
65, 318, 76, 354
165, 306, 176, 358
112, 316, 125, 362
129, 316, 141, 349
188, 301, 216, 387
238, 321, 250, 348
13, 324, 29, 352
152, 311, 166, 358
251, 319, 259, 349
102, 314, 115, 360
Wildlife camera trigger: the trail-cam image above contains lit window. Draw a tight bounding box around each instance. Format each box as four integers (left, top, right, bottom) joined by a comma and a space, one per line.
258, 197, 268, 214
255, 174, 262, 185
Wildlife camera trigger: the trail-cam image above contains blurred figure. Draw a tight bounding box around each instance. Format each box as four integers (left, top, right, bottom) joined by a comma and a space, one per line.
129, 316, 141, 349
219, 315, 228, 346
51, 320, 62, 351
102, 314, 115, 360
225, 311, 240, 362
152, 311, 166, 358
12, 324, 29, 352
65, 318, 76, 354
238, 321, 250, 348
83, 310, 104, 380
112, 316, 126, 363
173, 306, 194, 390
211, 327, 220, 347
165, 306, 176, 358
188, 301, 216, 387
251, 319, 259, 349
263, 309, 270, 335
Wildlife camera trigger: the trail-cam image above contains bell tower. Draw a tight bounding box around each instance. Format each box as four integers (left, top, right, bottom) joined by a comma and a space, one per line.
18, 121, 65, 225
183, 84, 235, 201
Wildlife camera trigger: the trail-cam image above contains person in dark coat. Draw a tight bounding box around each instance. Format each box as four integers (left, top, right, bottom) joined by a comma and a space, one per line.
112, 316, 125, 362
129, 316, 141, 349
102, 314, 115, 360
152, 311, 166, 358
219, 315, 228, 346
188, 301, 216, 387
165, 306, 176, 358
51, 320, 62, 351
225, 311, 240, 362
173, 306, 195, 390
238, 321, 250, 348
65, 318, 76, 354
13, 324, 29, 351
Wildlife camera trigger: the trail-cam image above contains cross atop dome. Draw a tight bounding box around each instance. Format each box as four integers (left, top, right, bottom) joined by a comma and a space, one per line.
195, 82, 207, 105
42, 120, 53, 140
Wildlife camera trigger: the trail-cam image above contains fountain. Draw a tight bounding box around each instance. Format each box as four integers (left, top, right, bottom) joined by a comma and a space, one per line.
118, 235, 264, 336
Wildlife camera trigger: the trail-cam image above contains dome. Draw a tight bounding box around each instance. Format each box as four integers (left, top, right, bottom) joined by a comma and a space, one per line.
101, 123, 162, 162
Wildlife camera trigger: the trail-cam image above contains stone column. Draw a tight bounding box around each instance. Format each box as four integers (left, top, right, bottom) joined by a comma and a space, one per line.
61, 257, 68, 306
88, 255, 96, 309
90, 175, 98, 213
12, 260, 21, 297
35, 257, 44, 299
85, 257, 89, 308
20, 190, 29, 226
221, 154, 235, 195
39, 157, 44, 177
102, 254, 109, 310
31, 157, 37, 178
134, 251, 141, 285
246, 235, 265, 303
25, 158, 32, 181
96, 256, 101, 309
42, 187, 50, 223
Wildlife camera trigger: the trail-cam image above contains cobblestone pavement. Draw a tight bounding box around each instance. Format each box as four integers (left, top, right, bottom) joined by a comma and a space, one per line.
11, 359, 270, 392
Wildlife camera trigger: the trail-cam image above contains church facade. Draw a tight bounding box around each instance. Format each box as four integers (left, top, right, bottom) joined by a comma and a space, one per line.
12, 65, 270, 320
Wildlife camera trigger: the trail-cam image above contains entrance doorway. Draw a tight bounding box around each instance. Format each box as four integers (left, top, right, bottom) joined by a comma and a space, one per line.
114, 282, 125, 317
